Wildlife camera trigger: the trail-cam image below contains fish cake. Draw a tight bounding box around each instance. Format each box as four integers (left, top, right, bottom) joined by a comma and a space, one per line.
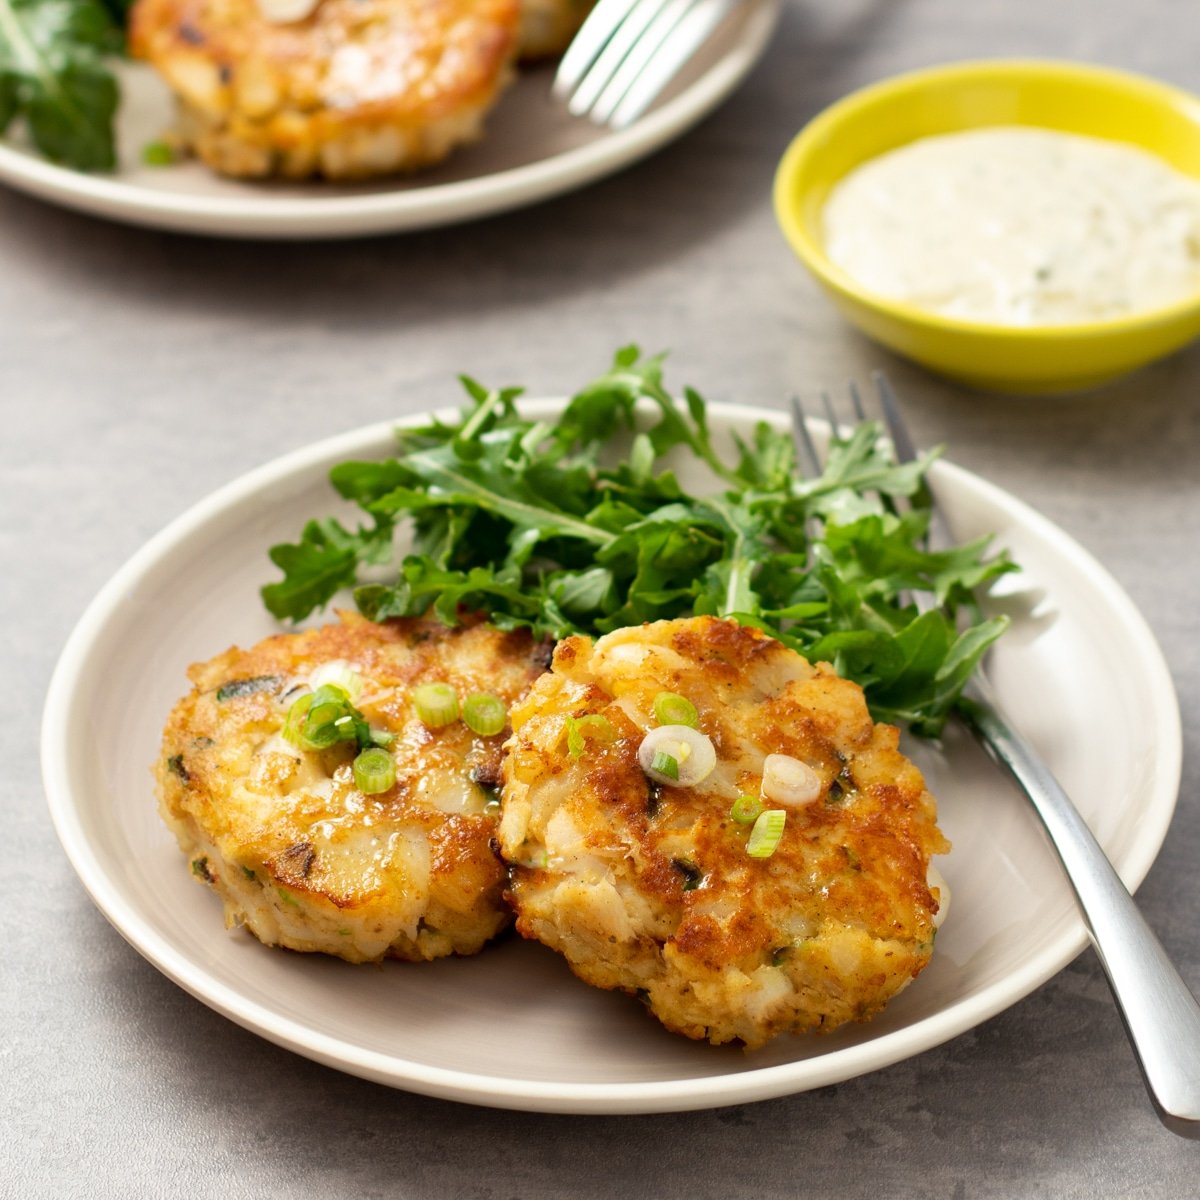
517, 0, 594, 59
499, 616, 950, 1047
129, 0, 520, 179
157, 612, 547, 963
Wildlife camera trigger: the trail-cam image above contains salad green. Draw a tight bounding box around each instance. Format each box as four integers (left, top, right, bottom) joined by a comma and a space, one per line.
262, 348, 1017, 736
0, 0, 124, 169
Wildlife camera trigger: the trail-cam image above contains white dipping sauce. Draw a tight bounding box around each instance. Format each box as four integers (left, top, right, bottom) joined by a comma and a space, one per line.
822, 126, 1200, 325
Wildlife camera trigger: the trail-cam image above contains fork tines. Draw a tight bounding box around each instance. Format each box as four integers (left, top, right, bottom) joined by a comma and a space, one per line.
794, 374, 955, 562
872, 371, 919, 467
555, 0, 740, 128
789, 383, 868, 481
788, 395, 822, 480
791, 375, 914, 477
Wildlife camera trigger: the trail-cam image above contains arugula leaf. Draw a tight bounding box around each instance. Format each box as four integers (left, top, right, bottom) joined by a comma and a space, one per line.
262, 517, 389, 621
355, 559, 548, 631
0, 0, 122, 171
262, 347, 1019, 735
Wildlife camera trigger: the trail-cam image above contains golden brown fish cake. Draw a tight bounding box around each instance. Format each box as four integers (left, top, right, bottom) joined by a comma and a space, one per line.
517, 0, 594, 59
499, 615, 950, 1047
157, 612, 548, 962
129, 0, 520, 179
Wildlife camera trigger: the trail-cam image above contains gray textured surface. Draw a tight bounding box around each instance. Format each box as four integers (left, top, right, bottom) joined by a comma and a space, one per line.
5, 0, 1200, 1194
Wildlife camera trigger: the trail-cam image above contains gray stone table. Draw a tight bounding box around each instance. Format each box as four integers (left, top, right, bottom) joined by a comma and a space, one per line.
4, 0, 1200, 1195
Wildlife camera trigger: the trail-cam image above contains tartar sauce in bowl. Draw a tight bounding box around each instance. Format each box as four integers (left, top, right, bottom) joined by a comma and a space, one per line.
822, 126, 1200, 326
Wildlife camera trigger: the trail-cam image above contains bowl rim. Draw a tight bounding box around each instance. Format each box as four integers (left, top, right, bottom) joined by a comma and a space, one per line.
773, 56, 1200, 341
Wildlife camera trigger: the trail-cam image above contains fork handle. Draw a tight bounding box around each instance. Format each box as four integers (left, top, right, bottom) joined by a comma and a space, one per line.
957, 674, 1200, 1138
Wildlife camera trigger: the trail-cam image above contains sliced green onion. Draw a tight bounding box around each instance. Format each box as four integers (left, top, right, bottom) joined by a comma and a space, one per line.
566, 717, 585, 758
638, 726, 716, 786
653, 691, 698, 728
282, 684, 374, 752
308, 660, 363, 702
762, 753, 822, 808
302, 698, 349, 749
650, 751, 680, 780
565, 714, 615, 758
353, 747, 397, 794
282, 693, 315, 747
142, 140, 176, 166
412, 682, 459, 728
579, 714, 615, 739
730, 794, 763, 824
463, 693, 508, 737
746, 809, 787, 858
370, 727, 395, 747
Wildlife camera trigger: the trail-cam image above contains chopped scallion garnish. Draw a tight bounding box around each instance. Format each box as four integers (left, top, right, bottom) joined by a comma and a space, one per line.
638, 725, 716, 786
746, 809, 787, 858
462, 693, 508, 737
307, 660, 364, 702
565, 714, 616, 758
303, 696, 351, 749
653, 691, 698, 728
282, 684, 377, 753
730, 794, 763, 824
566, 717, 585, 758
353, 747, 396, 794
650, 751, 680, 780
142, 140, 177, 166
411, 682, 459, 728
281, 693, 314, 746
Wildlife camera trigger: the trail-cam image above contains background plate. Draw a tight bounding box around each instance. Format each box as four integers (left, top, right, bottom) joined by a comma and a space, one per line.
41, 400, 1182, 1113
0, 0, 780, 239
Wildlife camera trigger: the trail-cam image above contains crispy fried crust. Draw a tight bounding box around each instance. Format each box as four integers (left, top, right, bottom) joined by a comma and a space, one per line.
499, 616, 950, 1047
156, 612, 546, 962
129, 0, 520, 178
517, 0, 593, 59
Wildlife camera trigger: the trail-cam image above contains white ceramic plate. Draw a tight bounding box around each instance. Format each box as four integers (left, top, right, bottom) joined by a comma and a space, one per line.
0, 1, 779, 239
41, 400, 1182, 1113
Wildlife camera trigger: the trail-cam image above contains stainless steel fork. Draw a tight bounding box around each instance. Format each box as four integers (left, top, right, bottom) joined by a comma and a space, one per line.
554, 0, 742, 128
791, 375, 1200, 1140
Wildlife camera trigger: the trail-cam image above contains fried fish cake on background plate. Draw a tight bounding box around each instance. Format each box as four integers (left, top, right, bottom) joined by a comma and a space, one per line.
129, 0, 521, 179
517, 0, 594, 59
500, 616, 950, 1048
157, 612, 547, 962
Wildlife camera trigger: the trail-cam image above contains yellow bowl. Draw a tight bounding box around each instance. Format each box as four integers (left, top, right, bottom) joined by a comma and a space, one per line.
773, 59, 1200, 394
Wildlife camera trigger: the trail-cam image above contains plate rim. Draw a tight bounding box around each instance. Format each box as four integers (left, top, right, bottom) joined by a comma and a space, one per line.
0, 0, 781, 239
40, 399, 1183, 1113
